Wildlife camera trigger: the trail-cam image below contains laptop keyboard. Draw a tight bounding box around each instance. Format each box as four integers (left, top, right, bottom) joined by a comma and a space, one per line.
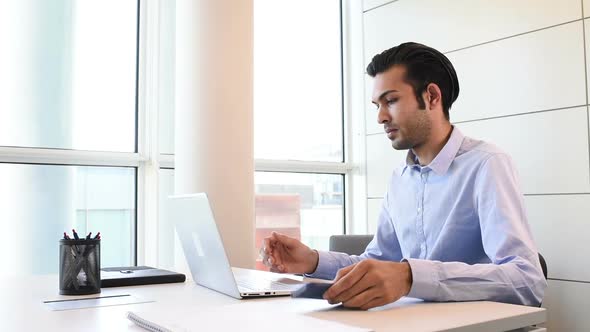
236, 278, 300, 291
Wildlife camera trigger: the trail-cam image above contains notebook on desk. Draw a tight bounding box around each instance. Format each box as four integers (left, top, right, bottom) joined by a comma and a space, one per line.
127, 306, 371, 332
101, 266, 186, 287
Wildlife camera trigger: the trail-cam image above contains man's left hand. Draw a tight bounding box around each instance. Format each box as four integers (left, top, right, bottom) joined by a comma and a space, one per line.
323, 259, 413, 310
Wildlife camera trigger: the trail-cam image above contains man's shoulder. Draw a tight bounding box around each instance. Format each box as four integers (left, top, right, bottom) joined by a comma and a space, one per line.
458, 135, 509, 161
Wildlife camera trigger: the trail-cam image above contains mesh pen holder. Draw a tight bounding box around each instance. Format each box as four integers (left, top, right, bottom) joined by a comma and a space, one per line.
59, 238, 101, 295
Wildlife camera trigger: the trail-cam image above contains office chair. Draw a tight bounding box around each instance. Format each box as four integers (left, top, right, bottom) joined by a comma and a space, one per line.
538, 253, 547, 280
329, 235, 549, 279
328, 234, 373, 255
329, 235, 548, 278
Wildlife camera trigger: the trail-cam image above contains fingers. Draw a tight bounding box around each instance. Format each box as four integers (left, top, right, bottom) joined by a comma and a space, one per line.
261, 238, 276, 267
359, 296, 387, 310
329, 272, 375, 305
271, 231, 298, 247
324, 262, 369, 300
263, 233, 282, 265
330, 261, 408, 309
263, 237, 271, 255
262, 232, 288, 272
263, 232, 308, 274
342, 287, 381, 309
333, 263, 355, 282
259, 247, 274, 268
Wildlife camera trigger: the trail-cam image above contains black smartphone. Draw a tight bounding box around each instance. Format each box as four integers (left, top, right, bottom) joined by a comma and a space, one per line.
291, 282, 333, 299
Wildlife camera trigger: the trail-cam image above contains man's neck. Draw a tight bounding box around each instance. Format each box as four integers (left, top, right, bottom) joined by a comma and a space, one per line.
412, 123, 453, 166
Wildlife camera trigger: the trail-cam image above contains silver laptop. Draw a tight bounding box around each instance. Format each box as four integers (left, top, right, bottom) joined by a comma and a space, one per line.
169, 193, 303, 299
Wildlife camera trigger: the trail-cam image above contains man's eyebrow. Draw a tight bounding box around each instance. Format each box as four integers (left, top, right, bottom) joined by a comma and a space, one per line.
372, 89, 399, 104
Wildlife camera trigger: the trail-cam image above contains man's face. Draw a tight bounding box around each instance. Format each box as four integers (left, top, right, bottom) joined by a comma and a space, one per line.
371, 65, 431, 150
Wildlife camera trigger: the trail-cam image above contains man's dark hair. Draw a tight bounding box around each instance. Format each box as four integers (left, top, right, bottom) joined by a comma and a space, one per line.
366, 42, 459, 120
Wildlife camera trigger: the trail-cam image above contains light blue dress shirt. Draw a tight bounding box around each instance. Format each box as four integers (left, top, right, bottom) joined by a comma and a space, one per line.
309, 127, 547, 306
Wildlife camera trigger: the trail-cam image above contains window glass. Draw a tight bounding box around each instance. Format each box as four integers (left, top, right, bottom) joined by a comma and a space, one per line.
0, 0, 137, 152
158, 0, 176, 155
157, 170, 344, 271
253, 0, 343, 162
0, 164, 136, 275
254, 171, 344, 270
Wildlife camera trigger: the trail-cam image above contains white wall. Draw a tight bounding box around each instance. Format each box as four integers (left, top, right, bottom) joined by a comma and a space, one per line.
361, 0, 590, 329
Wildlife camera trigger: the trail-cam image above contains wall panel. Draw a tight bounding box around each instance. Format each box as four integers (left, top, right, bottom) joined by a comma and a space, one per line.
525, 195, 590, 282
363, 0, 581, 65
543, 280, 590, 331
585, 19, 590, 101
450, 21, 586, 122
363, 0, 395, 12
457, 107, 590, 194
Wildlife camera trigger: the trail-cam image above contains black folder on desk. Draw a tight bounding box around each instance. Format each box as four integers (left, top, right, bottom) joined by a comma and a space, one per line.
101, 266, 186, 288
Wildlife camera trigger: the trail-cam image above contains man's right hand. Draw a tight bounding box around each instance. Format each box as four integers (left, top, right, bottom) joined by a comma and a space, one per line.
262, 232, 319, 274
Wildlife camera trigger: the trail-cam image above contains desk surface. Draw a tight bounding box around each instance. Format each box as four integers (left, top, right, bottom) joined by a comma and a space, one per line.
1, 275, 546, 332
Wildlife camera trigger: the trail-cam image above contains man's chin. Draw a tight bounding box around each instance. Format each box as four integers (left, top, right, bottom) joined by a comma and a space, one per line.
391, 139, 410, 150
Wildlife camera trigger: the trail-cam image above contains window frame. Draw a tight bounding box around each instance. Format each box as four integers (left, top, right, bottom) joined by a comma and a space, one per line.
0, 0, 144, 266
0, 0, 369, 271
145, 0, 368, 263
146, 0, 370, 262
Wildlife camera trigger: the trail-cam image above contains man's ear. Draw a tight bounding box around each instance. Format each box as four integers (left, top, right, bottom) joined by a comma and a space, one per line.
424, 83, 442, 110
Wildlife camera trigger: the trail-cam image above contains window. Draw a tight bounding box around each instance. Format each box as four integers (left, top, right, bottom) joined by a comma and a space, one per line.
253, 0, 343, 162
252, 0, 346, 269
153, 0, 349, 270
0, 0, 137, 152
0, 0, 140, 275
255, 172, 344, 252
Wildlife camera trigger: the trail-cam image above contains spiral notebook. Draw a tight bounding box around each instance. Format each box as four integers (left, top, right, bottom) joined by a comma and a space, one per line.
127, 307, 372, 332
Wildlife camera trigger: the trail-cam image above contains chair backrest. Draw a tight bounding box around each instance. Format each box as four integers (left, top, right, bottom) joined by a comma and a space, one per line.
329, 235, 373, 256
538, 253, 548, 280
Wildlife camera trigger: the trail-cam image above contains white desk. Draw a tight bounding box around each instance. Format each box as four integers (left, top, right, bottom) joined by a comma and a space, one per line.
0, 275, 546, 332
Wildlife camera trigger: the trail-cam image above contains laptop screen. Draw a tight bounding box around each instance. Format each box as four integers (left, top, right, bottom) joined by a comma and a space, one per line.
169, 193, 242, 298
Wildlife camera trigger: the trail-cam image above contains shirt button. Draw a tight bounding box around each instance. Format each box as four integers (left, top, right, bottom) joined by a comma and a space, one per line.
417, 207, 421, 212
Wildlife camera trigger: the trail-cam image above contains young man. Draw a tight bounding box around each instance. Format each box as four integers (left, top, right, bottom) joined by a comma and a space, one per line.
263, 42, 546, 309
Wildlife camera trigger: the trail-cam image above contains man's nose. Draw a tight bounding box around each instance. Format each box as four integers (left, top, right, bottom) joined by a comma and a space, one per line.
377, 106, 390, 124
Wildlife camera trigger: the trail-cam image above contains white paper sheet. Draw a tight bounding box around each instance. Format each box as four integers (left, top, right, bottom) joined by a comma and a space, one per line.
44, 294, 153, 311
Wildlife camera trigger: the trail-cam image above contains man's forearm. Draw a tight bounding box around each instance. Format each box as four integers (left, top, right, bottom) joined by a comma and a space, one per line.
305, 251, 365, 280
405, 257, 546, 306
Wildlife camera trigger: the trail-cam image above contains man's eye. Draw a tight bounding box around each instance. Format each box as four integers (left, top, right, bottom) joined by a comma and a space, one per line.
386, 99, 398, 105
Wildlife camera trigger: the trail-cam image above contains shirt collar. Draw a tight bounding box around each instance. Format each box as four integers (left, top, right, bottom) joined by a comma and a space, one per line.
401, 126, 464, 176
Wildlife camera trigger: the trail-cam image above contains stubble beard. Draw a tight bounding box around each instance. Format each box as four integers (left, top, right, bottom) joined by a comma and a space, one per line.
390, 109, 431, 151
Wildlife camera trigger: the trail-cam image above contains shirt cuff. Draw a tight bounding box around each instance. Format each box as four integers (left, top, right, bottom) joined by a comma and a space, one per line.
305, 250, 339, 280
405, 258, 440, 300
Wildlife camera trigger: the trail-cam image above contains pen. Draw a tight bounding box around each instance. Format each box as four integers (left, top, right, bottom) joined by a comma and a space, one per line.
86, 232, 92, 240
63, 232, 70, 240
93, 232, 101, 240
72, 229, 80, 240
